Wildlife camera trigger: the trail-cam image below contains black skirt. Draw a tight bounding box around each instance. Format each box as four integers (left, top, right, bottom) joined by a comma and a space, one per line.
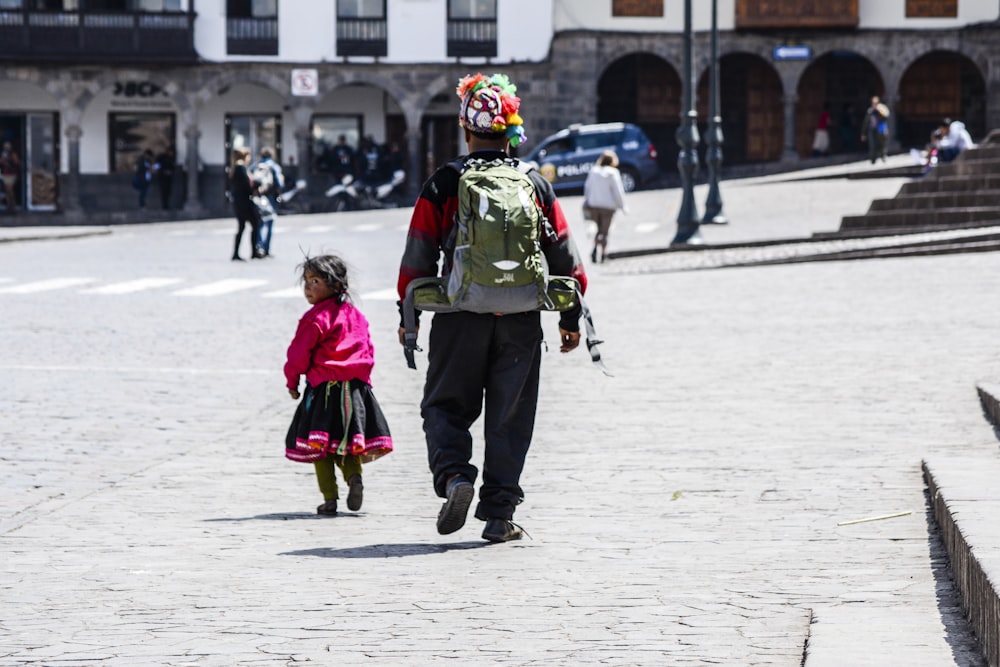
285, 380, 393, 464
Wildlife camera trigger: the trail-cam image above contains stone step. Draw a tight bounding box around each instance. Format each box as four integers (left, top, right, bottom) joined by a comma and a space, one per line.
841, 206, 1000, 230
868, 189, 1000, 211
900, 174, 1000, 194
933, 158, 1000, 177
957, 144, 1000, 160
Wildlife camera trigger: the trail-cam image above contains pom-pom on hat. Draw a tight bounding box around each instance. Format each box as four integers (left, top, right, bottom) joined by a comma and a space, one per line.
456, 73, 526, 148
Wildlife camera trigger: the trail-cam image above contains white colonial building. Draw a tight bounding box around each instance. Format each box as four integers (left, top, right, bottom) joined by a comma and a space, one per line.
0, 0, 997, 220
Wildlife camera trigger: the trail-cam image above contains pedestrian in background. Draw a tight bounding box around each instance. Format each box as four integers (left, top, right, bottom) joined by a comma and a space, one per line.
396, 72, 588, 543
252, 148, 284, 257
133, 149, 154, 209
935, 118, 975, 163
229, 147, 264, 261
811, 102, 831, 157
156, 145, 176, 210
582, 149, 627, 263
284, 255, 393, 516
861, 95, 890, 163
0, 140, 20, 212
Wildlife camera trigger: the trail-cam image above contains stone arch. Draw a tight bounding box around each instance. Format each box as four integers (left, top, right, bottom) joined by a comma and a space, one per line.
794, 50, 883, 156
896, 50, 987, 148
596, 52, 680, 171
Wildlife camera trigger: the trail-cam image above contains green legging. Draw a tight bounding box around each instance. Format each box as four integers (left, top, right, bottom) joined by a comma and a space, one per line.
314, 455, 362, 500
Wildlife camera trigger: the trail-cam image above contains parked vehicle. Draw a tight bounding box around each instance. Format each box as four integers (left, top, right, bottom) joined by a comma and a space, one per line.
324, 170, 406, 212
523, 122, 660, 193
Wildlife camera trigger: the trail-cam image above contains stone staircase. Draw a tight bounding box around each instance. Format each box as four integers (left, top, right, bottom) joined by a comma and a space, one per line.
839, 130, 1000, 234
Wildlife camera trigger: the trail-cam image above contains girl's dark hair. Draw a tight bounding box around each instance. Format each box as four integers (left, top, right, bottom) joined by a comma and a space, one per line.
298, 254, 351, 304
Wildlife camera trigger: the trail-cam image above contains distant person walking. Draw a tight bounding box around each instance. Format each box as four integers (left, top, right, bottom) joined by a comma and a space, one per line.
582, 149, 627, 263
0, 141, 21, 212
811, 103, 832, 157
156, 145, 176, 210
861, 96, 890, 164
133, 149, 154, 209
252, 148, 284, 257
284, 255, 393, 516
229, 147, 264, 261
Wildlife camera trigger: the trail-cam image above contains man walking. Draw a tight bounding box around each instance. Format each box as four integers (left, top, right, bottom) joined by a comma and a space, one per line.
396, 73, 588, 543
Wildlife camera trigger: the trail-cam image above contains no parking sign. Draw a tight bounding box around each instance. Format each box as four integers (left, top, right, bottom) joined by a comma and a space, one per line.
291, 69, 318, 96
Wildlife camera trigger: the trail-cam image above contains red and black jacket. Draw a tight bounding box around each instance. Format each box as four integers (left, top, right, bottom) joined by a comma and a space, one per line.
397, 150, 588, 331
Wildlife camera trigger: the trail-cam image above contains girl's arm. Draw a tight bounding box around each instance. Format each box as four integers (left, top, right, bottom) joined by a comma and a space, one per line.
283, 319, 322, 391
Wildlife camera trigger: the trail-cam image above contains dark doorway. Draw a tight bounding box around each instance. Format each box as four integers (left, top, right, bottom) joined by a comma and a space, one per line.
697, 53, 784, 165
597, 52, 680, 172
897, 51, 987, 149
796, 51, 883, 157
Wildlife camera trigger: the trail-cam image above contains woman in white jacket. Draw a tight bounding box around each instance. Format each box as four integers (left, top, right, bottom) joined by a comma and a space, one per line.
583, 150, 627, 263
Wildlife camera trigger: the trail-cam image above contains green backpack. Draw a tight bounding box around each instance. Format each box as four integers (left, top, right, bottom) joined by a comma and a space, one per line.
401, 157, 607, 375
445, 156, 553, 313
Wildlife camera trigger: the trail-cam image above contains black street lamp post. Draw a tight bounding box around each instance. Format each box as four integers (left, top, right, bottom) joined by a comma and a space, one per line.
671, 0, 703, 245
703, 0, 727, 224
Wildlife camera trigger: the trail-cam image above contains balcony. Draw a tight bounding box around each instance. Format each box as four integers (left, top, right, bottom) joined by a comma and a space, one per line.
226, 16, 278, 56
0, 9, 197, 62
336, 17, 387, 58
447, 18, 496, 58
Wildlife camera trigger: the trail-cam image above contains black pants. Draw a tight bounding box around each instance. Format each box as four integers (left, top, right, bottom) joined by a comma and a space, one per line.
233, 203, 261, 258
421, 311, 543, 521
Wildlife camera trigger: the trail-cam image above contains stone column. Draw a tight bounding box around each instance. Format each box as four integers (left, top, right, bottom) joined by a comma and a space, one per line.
62, 124, 83, 217
183, 124, 203, 214
782, 93, 799, 162
884, 93, 901, 153
406, 127, 422, 202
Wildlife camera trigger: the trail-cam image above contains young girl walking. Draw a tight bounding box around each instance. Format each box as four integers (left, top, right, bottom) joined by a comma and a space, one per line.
284, 255, 393, 515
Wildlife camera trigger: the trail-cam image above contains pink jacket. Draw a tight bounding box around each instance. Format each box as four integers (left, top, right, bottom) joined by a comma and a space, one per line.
284, 299, 375, 390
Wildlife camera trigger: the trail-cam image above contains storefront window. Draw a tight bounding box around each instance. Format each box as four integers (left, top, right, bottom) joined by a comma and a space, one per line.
225, 114, 280, 174
109, 112, 175, 174
310, 115, 361, 174
227, 0, 275, 18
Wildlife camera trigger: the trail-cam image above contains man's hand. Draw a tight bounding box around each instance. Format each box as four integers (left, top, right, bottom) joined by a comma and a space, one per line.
398, 326, 419, 346
288, 388, 300, 400
559, 328, 580, 353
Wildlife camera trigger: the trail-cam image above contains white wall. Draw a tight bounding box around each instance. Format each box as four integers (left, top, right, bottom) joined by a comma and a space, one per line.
859, 0, 998, 28
553, 0, 737, 32
194, 0, 554, 64
552, 0, 998, 32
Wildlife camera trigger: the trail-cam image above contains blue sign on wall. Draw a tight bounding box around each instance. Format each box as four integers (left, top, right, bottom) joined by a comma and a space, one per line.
773, 45, 812, 61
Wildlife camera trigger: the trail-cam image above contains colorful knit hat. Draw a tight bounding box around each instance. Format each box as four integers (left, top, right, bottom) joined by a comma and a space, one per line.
456, 73, 526, 148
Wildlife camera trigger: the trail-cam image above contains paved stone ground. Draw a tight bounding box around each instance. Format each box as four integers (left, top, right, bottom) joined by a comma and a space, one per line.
0, 158, 998, 665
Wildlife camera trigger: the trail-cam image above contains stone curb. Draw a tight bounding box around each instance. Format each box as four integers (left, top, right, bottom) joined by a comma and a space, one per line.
978, 383, 1000, 430
923, 457, 1000, 667
926, 384, 1000, 667
0, 228, 111, 244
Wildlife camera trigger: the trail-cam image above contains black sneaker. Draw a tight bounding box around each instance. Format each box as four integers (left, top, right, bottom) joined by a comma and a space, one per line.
316, 499, 338, 516
482, 518, 524, 543
346, 474, 363, 511
436, 476, 474, 535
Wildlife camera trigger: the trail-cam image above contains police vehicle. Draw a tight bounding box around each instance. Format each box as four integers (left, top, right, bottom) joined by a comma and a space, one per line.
523, 122, 660, 193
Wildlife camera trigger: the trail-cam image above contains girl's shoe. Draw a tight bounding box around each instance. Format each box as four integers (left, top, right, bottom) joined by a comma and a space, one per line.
347, 474, 363, 511
316, 498, 338, 516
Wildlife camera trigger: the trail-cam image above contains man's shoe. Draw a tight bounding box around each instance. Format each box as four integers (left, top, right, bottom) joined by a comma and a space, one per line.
346, 474, 363, 511
316, 499, 338, 516
482, 518, 524, 543
436, 477, 474, 535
